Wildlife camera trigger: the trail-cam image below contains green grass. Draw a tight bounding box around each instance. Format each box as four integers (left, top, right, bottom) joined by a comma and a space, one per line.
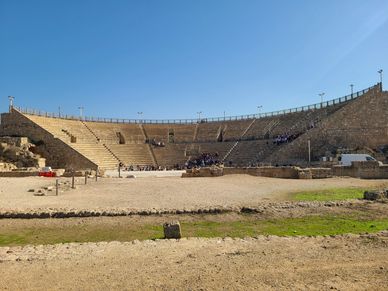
292, 188, 365, 201
181, 217, 388, 237
1, 215, 387, 247
0, 225, 164, 246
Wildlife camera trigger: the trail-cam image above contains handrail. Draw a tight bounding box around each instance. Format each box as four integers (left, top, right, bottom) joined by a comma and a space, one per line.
13, 83, 380, 125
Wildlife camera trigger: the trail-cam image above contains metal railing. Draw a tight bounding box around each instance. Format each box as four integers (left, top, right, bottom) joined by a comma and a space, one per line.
13, 83, 380, 124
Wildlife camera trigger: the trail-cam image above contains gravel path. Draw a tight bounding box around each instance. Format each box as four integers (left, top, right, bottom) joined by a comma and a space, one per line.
0, 233, 387, 290
0, 176, 387, 213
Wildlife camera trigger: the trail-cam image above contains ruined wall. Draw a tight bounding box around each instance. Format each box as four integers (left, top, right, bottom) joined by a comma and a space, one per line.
183, 166, 301, 179
223, 167, 300, 178
267, 86, 388, 164
333, 161, 388, 179
0, 110, 97, 170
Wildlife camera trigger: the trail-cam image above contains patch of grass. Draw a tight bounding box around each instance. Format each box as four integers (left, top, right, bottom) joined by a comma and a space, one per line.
0, 234, 28, 246
1, 215, 387, 247
0, 225, 164, 247
182, 217, 388, 237
292, 188, 365, 201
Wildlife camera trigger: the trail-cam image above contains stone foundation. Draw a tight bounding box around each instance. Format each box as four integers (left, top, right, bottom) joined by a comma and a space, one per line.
333, 161, 388, 179
183, 166, 333, 179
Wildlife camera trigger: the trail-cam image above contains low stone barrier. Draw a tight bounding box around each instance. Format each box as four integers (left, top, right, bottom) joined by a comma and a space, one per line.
183, 166, 333, 179
333, 161, 388, 179
0, 171, 39, 177
0, 200, 366, 219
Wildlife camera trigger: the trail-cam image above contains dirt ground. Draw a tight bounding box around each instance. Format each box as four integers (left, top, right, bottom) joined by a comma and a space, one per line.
0, 233, 387, 290
1, 201, 387, 230
1, 175, 388, 290
1, 175, 387, 212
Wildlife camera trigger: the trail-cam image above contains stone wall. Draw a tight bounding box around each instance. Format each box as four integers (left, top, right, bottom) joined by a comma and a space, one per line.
0, 110, 97, 170
0, 171, 39, 177
183, 166, 301, 179
333, 161, 388, 179
267, 86, 388, 165
223, 167, 300, 179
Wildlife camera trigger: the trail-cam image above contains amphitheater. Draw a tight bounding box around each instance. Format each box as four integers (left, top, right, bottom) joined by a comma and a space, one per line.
1, 83, 387, 170
1, 83, 388, 290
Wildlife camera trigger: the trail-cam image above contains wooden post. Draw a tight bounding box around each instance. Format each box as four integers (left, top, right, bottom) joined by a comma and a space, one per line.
95, 167, 98, 181
85, 171, 88, 184
71, 171, 75, 189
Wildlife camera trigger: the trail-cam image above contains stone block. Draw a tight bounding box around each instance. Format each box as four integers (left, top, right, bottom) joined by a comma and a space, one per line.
298, 170, 312, 179
163, 221, 182, 239
363, 191, 386, 200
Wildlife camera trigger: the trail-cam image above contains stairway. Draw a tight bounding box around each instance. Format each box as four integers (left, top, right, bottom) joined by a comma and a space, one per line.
81, 121, 101, 142
263, 119, 280, 137
241, 119, 256, 138
222, 118, 257, 162
222, 141, 239, 162
193, 123, 199, 142
139, 124, 157, 166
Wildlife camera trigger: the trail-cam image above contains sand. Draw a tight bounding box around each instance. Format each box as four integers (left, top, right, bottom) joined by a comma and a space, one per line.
0, 233, 387, 290
0, 175, 387, 212
1, 175, 388, 290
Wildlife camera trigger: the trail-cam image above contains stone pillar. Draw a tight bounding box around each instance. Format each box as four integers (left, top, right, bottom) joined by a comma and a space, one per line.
163, 221, 182, 239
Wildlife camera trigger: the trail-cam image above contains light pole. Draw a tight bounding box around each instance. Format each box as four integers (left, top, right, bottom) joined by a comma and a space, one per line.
137, 111, 143, 122
378, 69, 383, 87
257, 105, 263, 117
78, 106, 84, 119
318, 92, 325, 104
223, 111, 226, 119
197, 111, 202, 121
8, 96, 15, 112
350, 84, 354, 96
58, 106, 61, 117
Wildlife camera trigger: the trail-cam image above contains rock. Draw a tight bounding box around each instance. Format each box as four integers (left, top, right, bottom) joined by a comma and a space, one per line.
126, 175, 136, 178
163, 221, 182, 239
27, 189, 35, 192
364, 190, 386, 200
33, 190, 45, 196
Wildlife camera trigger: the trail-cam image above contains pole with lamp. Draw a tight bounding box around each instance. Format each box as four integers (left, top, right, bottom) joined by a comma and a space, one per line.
137, 111, 143, 123
78, 106, 84, 119
8, 96, 15, 113
197, 111, 202, 122
318, 92, 325, 104
257, 105, 262, 118
378, 69, 383, 90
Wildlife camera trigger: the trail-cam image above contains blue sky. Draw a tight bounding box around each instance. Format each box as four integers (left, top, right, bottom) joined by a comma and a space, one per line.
0, 0, 387, 120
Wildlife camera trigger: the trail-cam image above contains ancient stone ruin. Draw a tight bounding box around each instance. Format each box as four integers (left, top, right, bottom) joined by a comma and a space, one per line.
0, 137, 45, 171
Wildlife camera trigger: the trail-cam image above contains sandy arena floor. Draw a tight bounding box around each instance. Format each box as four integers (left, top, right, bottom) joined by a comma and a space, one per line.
1, 175, 388, 290
0, 175, 387, 212
0, 233, 387, 290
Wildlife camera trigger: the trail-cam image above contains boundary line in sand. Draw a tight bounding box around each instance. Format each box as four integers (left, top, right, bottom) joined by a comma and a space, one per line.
0, 200, 375, 219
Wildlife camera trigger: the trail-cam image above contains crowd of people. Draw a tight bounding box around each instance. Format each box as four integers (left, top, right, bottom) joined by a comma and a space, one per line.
186, 152, 221, 169
273, 133, 301, 145
120, 164, 184, 171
